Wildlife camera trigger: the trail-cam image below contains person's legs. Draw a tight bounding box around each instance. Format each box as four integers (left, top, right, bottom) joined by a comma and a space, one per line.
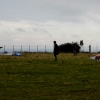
75, 51, 77, 56
73, 50, 77, 56
54, 53, 57, 61
73, 50, 75, 56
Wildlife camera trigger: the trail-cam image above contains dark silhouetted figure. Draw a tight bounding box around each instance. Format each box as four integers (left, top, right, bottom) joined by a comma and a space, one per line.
73, 46, 77, 56
53, 41, 59, 61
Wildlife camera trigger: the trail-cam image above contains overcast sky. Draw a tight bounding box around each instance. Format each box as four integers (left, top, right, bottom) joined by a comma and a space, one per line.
0, 0, 100, 51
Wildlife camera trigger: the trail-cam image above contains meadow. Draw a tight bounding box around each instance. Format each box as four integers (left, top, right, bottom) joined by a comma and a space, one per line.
0, 53, 100, 100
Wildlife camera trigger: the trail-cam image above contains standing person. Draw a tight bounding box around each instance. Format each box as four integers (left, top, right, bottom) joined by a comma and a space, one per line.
53, 41, 59, 61
73, 45, 77, 56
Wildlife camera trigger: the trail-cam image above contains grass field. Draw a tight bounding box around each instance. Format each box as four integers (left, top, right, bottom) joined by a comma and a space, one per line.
0, 53, 100, 100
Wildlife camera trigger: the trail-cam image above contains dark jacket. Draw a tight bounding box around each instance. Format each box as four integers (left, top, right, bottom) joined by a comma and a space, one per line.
54, 44, 59, 55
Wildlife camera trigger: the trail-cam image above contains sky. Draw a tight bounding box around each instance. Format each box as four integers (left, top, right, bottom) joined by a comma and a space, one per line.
0, 0, 100, 52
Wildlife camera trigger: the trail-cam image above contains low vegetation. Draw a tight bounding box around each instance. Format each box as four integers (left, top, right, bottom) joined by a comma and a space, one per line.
0, 53, 100, 100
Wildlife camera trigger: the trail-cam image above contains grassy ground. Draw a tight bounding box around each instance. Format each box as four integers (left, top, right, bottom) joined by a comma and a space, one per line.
0, 53, 100, 100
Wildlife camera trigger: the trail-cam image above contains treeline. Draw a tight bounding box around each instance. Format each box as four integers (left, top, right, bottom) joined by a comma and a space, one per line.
59, 42, 80, 53
0, 47, 3, 49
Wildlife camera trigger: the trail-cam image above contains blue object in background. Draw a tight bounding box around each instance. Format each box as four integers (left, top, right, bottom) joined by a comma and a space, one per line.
13, 52, 22, 56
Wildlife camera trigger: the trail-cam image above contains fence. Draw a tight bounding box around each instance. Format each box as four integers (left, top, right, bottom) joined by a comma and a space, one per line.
80, 45, 100, 53
0, 45, 53, 53
0, 45, 100, 53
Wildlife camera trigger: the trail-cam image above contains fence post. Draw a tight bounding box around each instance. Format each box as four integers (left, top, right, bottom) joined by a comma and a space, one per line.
21, 45, 22, 52
4, 45, 5, 53
89, 45, 91, 53
37, 45, 38, 53
45, 45, 46, 52
13, 45, 14, 52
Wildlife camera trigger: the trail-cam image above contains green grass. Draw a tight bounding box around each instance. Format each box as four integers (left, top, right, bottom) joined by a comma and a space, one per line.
0, 53, 100, 100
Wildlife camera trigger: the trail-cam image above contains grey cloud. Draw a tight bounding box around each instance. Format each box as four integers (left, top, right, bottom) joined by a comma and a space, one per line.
33, 28, 48, 34
1, 0, 100, 22
40, 29, 48, 33
33, 28, 39, 32
87, 12, 100, 23
16, 28, 26, 32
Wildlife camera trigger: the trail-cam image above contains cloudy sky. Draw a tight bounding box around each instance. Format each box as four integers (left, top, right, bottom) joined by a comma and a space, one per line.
0, 0, 100, 51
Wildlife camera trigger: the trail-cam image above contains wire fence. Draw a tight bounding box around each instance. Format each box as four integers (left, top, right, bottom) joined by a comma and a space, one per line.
0, 45, 100, 53
0, 45, 53, 53
80, 45, 100, 53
